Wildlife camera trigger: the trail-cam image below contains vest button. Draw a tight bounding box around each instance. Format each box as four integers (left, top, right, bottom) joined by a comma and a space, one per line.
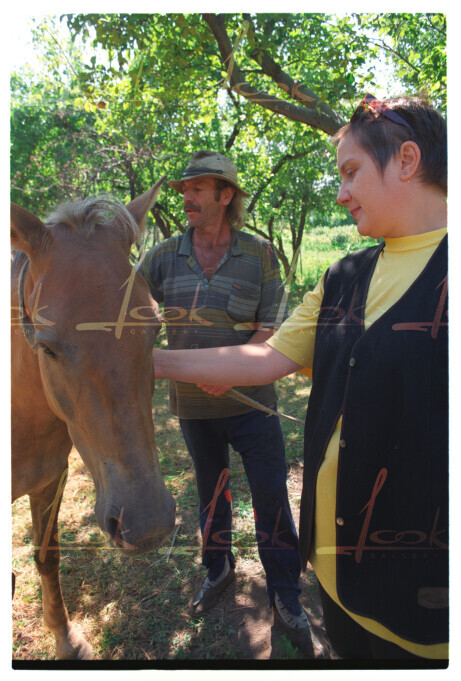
336, 517, 345, 526
339, 439, 347, 448
349, 357, 356, 367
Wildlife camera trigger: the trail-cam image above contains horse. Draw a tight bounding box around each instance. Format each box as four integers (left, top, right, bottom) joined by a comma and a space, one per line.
11, 179, 176, 660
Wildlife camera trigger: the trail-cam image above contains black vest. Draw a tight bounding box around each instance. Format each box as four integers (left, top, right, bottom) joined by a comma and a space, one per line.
299, 236, 448, 645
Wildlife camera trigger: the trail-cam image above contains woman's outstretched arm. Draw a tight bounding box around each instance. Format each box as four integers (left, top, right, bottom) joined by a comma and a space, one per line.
153, 342, 301, 386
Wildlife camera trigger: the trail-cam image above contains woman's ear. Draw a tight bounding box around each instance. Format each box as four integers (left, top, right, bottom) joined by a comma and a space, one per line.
399, 141, 421, 182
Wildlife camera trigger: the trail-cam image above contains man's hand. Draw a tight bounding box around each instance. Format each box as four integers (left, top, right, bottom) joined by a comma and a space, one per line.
197, 384, 232, 396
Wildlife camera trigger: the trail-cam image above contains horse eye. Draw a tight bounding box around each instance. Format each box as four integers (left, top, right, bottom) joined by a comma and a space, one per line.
38, 343, 58, 360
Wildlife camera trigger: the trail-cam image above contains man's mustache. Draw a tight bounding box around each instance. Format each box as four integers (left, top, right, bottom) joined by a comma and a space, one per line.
184, 203, 201, 212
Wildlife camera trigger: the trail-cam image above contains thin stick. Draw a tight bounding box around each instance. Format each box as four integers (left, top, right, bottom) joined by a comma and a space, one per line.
165, 524, 181, 562
229, 606, 253, 612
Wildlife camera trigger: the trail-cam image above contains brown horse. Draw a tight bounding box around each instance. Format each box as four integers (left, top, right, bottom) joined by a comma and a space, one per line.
11, 180, 176, 660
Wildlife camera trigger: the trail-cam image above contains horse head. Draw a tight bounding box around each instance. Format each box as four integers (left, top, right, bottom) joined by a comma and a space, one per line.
11, 179, 176, 555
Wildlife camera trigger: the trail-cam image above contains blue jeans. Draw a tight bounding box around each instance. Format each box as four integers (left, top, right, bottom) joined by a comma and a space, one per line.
179, 407, 302, 614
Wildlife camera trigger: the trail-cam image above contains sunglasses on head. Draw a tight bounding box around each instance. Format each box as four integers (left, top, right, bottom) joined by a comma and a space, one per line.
351, 93, 415, 136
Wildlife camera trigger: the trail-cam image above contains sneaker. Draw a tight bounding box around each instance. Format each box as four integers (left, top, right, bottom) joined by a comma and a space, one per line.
272, 591, 317, 658
273, 591, 311, 631
188, 557, 236, 615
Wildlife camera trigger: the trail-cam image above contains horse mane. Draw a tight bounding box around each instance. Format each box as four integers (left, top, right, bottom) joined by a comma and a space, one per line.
45, 196, 141, 241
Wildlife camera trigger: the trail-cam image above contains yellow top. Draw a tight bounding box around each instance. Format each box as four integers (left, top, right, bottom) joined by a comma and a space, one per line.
268, 228, 448, 658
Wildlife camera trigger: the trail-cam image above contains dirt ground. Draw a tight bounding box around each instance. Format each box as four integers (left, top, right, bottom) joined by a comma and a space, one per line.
181, 561, 332, 661
172, 464, 333, 662
12, 451, 334, 664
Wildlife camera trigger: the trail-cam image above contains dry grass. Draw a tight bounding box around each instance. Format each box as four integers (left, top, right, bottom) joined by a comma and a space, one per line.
12, 372, 316, 661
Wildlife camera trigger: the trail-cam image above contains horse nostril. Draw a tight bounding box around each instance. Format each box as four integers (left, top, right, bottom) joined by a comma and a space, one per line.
105, 515, 119, 540
105, 509, 138, 551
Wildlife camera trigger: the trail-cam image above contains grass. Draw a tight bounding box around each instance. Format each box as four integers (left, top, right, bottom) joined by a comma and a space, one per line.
275, 634, 300, 660
290, 223, 381, 291
11, 370, 313, 661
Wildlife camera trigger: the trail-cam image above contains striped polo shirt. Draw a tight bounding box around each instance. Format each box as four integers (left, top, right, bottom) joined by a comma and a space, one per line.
141, 227, 287, 419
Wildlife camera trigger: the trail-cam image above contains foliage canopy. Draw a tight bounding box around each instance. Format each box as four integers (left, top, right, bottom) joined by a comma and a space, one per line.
10, 12, 446, 276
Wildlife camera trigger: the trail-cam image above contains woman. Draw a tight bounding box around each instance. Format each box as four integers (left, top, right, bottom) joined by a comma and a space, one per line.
154, 95, 448, 661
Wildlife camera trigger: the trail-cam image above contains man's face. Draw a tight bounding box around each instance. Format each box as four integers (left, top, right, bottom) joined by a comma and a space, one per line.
182, 177, 232, 229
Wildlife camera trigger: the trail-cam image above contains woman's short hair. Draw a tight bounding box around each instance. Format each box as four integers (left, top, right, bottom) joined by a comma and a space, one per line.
333, 95, 447, 195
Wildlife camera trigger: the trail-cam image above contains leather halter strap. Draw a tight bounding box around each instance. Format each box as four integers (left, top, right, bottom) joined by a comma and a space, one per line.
18, 257, 37, 349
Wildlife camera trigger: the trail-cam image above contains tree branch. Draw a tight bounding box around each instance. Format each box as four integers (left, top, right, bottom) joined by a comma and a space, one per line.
202, 13, 345, 136
242, 222, 270, 241
247, 150, 310, 214
426, 15, 446, 36
369, 37, 421, 74
275, 234, 291, 278
242, 14, 344, 126
294, 192, 309, 253
224, 86, 245, 150
152, 204, 185, 239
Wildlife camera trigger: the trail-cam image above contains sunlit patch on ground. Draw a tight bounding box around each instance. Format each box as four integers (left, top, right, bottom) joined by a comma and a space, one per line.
12, 370, 326, 660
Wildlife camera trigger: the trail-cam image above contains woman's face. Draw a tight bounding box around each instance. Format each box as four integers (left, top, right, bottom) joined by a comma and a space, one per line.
336, 132, 404, 239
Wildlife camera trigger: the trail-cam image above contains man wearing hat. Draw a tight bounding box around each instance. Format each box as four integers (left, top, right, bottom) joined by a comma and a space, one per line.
141, 151, 313, 649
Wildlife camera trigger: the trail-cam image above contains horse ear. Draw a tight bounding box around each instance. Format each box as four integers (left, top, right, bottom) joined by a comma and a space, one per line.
124, 176, 167, 238
11, 203, 52, 257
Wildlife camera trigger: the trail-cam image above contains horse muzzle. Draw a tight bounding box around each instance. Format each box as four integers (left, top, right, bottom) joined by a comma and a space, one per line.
99, 493, 176, 556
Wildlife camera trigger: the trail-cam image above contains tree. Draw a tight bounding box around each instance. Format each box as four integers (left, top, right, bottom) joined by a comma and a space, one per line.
65, 13, 446, 126
11, 13, 446, 277
357, 13, 446, 109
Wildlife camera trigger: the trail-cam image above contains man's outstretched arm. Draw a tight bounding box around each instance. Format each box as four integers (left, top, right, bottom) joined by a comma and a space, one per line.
153, 342, 301, 386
